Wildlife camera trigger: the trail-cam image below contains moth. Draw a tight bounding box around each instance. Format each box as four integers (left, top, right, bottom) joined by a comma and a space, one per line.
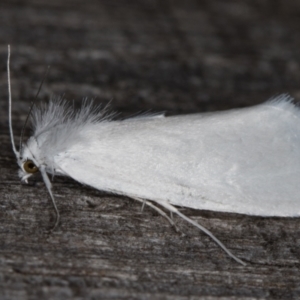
8, 46, 300, 265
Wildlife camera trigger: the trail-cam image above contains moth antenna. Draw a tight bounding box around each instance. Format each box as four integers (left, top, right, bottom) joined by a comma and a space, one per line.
158, 201, 246, 266
7, 45, 19, 157
40, 165, 60, 231
19, 65, 50, 154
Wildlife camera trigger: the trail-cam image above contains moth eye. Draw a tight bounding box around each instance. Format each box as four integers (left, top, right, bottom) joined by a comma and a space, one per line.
23, 160, 39, 174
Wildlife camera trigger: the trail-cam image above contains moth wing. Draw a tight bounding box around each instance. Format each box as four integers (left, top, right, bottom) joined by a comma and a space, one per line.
54, 98, 300, 217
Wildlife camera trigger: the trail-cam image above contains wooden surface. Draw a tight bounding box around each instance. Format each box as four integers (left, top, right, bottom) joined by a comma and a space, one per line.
1, 0, 300, 299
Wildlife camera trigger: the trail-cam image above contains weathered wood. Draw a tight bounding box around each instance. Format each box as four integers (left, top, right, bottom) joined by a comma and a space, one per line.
1, 0, 300, 298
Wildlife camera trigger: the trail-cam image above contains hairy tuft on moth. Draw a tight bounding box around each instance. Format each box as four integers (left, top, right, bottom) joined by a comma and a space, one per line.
8, 45, 300, 266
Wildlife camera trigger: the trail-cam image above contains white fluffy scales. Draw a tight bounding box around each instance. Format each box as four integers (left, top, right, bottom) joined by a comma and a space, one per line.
24, 97, 300, 218
7, 46, 300, 265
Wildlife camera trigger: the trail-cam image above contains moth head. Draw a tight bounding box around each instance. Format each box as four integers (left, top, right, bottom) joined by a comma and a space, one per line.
7, 46, 61, 231
23, 159, 39, 174
17, 139, 40, 182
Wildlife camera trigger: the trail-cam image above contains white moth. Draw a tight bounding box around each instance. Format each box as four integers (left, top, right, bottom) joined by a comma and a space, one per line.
7, 46, 300, 266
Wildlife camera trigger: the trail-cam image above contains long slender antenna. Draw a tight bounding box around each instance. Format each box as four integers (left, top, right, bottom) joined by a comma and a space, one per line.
7, 45, 19, 157
19, 65, 50, 154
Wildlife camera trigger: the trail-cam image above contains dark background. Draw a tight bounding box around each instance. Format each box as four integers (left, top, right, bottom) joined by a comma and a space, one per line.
1, 0, 300, 299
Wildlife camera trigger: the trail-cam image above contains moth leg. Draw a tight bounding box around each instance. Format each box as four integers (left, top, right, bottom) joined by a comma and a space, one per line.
158, 201, 246, 266
140, 200, 146, 212
131, 197, 180, 233
40, 165, 60, 231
